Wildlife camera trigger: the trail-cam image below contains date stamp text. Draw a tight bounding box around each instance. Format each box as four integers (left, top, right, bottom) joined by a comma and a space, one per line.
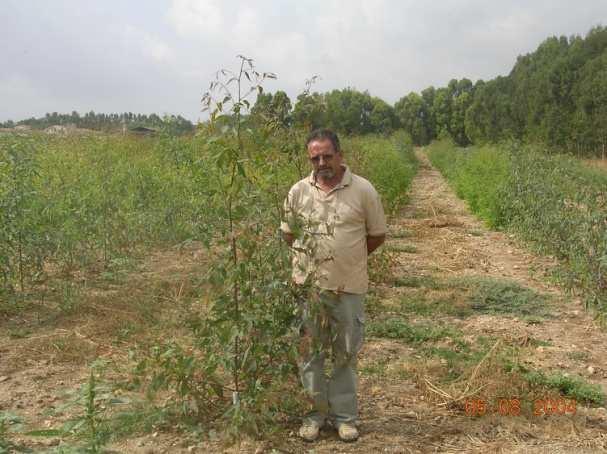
464, 398, 577, 417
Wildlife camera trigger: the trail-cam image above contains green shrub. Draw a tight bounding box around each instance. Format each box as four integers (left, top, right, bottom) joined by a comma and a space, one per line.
367, 318, 459, 343
0, 133, 216, 296
428, 139, 509, 228
0, 128, 416, 300
466, 277, 552, 318
346, 131, 417, 214
523, 370, 605, 405
428, 140, 607, 308
501, 146, 607, 308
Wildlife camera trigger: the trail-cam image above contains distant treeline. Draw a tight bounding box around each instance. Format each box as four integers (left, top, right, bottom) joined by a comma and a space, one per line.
1, 111, 194, 135
253, 26, 607, 157
466, 25, 607, 155
3, 26, 605, 154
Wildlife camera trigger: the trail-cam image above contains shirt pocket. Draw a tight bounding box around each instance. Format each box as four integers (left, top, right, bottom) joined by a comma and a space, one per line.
334, 201, 364, 226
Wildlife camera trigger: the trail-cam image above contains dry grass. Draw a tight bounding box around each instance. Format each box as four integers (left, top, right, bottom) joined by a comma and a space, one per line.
582, 158, 607, 173
1, 242, 209, 370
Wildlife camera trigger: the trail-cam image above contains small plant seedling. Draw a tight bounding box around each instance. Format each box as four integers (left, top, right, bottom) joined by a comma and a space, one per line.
390, 244, 418, 254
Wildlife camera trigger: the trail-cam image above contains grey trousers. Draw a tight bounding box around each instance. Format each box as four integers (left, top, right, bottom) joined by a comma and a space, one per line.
298, 290, 365, 427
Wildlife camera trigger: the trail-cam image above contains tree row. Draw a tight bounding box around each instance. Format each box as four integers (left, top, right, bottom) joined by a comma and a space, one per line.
3, 26, 605, 155
252, 26, 607, 157
1, 111, 195, 135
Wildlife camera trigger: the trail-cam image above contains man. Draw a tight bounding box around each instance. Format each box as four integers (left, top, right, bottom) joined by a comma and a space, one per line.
280, 129, 387, 442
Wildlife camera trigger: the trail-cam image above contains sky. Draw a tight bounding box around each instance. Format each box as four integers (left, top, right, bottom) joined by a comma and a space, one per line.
1, 0, 606, 123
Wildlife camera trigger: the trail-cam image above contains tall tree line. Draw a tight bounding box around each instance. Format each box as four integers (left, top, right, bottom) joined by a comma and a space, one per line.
249, 87, 397, 136
254, 26, 606, 157
397, 26, 607, 155
466, 25, 607, 156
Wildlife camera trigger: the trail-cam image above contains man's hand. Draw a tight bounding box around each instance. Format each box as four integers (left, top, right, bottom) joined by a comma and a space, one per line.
282, 231, 295, 247
367, 234, 385, 255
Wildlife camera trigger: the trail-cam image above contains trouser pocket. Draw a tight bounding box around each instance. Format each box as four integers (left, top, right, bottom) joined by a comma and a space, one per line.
353, 314, 365, 354
334, 311, 365, 365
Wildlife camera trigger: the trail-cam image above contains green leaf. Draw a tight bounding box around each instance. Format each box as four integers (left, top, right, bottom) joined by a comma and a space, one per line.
24, 429, 64, 437
236, 162, 247, 178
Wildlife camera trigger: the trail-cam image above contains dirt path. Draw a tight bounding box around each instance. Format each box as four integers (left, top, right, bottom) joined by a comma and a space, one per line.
270, 150, 607, 453
4, 150, 607, 453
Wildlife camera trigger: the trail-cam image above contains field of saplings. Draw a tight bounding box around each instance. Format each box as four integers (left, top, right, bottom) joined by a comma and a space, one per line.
0, 130, 415, 301
0, 118, 418, 450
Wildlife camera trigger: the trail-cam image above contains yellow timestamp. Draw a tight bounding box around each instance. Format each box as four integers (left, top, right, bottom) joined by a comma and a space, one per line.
464, 398, 577, 416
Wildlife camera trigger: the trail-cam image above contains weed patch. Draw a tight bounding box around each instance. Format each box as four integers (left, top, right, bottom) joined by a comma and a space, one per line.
420, 335, 498, 380
436, 276, 554, 319
389, 228, 413, 239
567, 351, 591, 362
522, 370, 605, 405
367, 318, 461, 344
401, 293, 473, 318
389, 244, 418, 253
394, 275, 551, 319
393, 274, 439, 289
466, 278, 552, 318
0, 411, 25, 453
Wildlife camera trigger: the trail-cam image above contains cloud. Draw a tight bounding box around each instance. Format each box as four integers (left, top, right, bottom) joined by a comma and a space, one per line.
233, 6, 261, 41
0, 74, 49, 120
168, 0, 224, 36
2, 0, 607, 122
124, 25, 173, 63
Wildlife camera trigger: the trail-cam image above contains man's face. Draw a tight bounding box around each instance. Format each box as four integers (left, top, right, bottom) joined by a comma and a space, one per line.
307, 138, 343, 180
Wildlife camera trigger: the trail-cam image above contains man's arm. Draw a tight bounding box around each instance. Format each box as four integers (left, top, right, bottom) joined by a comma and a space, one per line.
367, 234, 385, 255
363, 184, 387, 255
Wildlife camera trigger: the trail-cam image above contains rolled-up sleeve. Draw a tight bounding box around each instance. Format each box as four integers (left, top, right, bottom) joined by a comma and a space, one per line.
365, 188, 388, 237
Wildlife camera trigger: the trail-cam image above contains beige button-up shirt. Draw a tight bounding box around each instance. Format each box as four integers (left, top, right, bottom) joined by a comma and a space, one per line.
281, 165, 387, 294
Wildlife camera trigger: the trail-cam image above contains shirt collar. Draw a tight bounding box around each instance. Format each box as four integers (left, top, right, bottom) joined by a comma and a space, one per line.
308, 165, 352, 189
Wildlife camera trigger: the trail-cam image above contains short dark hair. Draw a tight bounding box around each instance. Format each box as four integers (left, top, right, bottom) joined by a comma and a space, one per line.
305, 128, 341, 153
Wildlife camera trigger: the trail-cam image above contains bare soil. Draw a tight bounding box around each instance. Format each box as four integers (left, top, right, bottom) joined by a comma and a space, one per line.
3, 149, 607, 453
582, 157, 607, 173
